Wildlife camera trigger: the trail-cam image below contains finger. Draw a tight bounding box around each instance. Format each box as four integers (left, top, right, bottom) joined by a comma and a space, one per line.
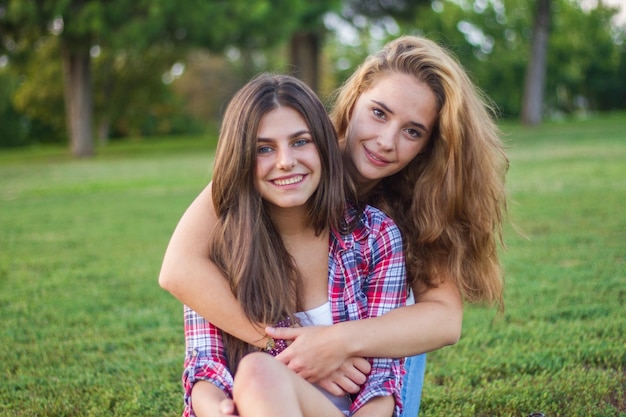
336, 374, 361, 394
318, 380, 349, 397
322, 374, 361, 395
265, 326, 301, 340
280, 356, 315, 380
342, 365, 367, 386
350, 357, 372, 375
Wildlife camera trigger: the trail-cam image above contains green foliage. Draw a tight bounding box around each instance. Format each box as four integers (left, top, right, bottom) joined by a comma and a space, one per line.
0, 50, 66, 146
92, 44, 204, 139
0, 0, 314, 151
10, 36, 66, 140
383, 0, 626, 117
0, 69, 28, 147
1, 114, 625, 416
548, 0, 626, 112
3, 0, 626, 148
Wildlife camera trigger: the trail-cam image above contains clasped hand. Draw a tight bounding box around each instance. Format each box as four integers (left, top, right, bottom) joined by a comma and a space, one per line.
266, 325, 371, 396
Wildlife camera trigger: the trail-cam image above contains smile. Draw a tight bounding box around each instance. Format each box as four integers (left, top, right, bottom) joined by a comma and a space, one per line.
364, 147, 391, 165
272, 175, 304, 186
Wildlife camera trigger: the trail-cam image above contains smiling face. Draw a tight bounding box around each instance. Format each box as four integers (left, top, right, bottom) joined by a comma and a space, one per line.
344, 72, 438, 190
254, 106, 322, 210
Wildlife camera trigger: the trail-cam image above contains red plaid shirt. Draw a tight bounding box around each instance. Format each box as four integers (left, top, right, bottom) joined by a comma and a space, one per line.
182, 204, 407, 417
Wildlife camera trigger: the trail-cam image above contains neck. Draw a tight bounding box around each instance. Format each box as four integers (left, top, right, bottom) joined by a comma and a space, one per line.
356, 178, 379, 198
343, 153, 379, 199
347, 162, 380, 201
268, 205, 312, 237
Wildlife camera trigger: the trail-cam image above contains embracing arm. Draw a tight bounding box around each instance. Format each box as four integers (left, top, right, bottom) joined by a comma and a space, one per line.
270, 276, 463, 378
334, 276, 463, 358
159, 183, 267, 348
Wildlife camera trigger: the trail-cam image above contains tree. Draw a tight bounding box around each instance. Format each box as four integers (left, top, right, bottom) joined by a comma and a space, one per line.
0, 0, 305, 156
547, 0, 626, 113
284, 0, 430, 93
521, 0, 551, 125
287, 1, 341, 92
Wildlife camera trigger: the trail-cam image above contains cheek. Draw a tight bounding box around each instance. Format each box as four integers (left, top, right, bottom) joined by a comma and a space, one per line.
398, 142, 425, 167
312, 156, 323, 180
345, 110, 368, 141
346, 122, 366, 148
254, 161, 266, 183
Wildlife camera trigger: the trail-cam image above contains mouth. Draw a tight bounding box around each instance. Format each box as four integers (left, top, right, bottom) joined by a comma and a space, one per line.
271, 175, 305, 186
364, 146, 391, 165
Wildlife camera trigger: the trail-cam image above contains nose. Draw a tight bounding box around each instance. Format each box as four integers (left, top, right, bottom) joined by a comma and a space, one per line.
276, 146, 296, 170
376, 127, 396, 151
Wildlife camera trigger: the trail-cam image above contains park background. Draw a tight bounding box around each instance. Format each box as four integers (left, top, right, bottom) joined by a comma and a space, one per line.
1, 0, 625, 416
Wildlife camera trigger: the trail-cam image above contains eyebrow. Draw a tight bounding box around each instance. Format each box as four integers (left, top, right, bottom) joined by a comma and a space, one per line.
257, 130, 312, 141
371, 100, 429, 132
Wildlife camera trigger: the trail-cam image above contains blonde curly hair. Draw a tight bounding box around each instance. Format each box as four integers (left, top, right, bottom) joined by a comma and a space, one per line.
331, 36, 508, 307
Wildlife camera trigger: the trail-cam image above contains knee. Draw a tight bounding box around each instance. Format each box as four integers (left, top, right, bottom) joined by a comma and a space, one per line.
233, 352, 282, 399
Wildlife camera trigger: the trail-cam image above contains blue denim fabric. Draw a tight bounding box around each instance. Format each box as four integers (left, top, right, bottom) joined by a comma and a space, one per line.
400, 353, 426, 417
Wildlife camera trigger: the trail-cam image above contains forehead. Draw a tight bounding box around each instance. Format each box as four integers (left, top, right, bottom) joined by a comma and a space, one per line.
257, 106, 310, 136
366, 72, 428, 96
360, 72, 438, 121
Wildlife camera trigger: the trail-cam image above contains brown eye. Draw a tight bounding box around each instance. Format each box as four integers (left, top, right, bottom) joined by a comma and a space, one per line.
405, 128, 422, 139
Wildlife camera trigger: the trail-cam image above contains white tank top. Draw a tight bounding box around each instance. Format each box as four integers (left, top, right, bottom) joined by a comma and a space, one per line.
295, 302, 352, 415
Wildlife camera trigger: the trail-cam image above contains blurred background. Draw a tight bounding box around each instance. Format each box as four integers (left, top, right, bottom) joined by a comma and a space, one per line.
1, 0, 625, 157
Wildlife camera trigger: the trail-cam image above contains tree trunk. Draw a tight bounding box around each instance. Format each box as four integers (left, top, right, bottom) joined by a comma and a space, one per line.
521, 0, 551, 126
289, 31, 320, 93
61, 42, 94, 157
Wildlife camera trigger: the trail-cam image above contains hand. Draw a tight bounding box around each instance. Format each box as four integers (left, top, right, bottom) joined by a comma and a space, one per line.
191, 381, 239, 417
317, 357, 371, 396
268, 325, 348, 382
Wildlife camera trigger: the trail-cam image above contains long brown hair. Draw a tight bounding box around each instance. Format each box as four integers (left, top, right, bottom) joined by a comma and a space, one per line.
331, 36, 508, 308
210, 73, 350, 370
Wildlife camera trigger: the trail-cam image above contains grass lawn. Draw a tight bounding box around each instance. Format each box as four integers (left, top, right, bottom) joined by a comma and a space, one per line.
1, 114, 625, 416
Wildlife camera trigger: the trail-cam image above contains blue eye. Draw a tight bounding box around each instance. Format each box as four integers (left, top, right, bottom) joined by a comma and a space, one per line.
257, 145, 273, 154
293, 138, 311, 147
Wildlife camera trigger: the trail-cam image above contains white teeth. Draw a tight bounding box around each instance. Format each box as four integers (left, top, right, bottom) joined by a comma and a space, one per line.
366, 148, 384, 162
273, 175, 303, 186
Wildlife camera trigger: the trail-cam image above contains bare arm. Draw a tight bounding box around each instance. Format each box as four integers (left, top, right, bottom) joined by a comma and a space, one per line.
270, 277, 463, 379
159, 184, 268, 348
343, 276, 463, 357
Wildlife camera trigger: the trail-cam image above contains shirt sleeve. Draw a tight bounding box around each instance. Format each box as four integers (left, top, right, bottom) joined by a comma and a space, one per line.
182, 306, 234, 417
349, 209, 407, 417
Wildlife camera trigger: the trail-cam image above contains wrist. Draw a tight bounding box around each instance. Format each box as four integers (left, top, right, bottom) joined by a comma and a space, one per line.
249, 320, 279, 349
328, 321, 359, 357
257, 316, 291, 355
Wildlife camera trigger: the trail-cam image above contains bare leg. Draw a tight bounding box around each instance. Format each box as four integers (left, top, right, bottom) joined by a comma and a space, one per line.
233, 352, 346, 417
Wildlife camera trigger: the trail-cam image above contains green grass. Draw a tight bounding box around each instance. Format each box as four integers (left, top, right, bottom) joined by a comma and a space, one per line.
1, 115, 625, 416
